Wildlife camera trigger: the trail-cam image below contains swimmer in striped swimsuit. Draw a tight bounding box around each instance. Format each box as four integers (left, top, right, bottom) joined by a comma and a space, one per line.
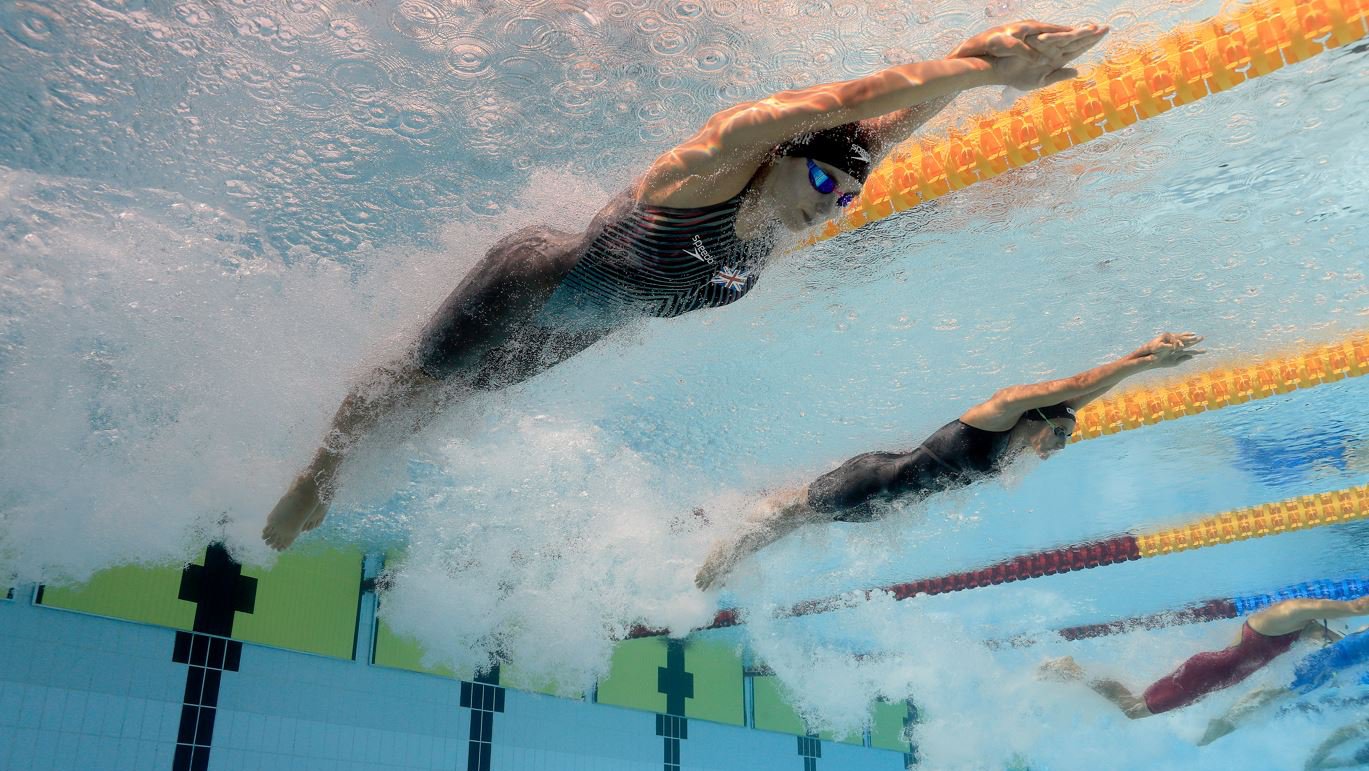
694, 332, 1204, 590
1040, 596, 1369, 723
262, 20, 1109, 550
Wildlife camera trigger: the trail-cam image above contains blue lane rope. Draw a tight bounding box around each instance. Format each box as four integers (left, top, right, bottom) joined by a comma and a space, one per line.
1232, 578, 1369, 616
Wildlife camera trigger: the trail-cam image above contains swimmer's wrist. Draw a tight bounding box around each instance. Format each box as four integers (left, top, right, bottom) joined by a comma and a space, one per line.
954, 57, 999, 88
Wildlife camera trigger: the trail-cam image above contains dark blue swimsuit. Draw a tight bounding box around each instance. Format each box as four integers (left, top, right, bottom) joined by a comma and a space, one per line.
807, 420, 1016, 522
414, 184, 776, 382
545, 185, 775, 324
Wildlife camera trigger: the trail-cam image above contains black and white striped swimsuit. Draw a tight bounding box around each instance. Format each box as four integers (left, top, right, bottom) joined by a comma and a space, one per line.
546, 185, 776, 323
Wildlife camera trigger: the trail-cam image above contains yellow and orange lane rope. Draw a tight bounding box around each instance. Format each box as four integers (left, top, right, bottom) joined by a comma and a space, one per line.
1071, 333, 1369, 442
628, 482, 1369, 636
801, 0, 1369, 248
1136, 483, 1369, 556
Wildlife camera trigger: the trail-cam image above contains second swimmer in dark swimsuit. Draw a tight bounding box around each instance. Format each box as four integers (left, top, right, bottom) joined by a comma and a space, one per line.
694, 332, 1205, 590
263, 20, 1111, 550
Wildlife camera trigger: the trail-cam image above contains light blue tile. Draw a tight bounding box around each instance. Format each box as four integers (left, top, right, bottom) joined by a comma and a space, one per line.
90, 656, 134, 694
97, 692, 126, 737
208, 747, 239, 771
53, 731, 81, 769
74, 734, 112, 766
0, 682, 22, 726
224, 710, 248, 749
151, 700, 181, 742
262, 713, 282, 753
248, 711, 268, 749
38, 687, 66, 731
114, 737, 140, 770
82, 690, 110, 735
120, 697, 146, 739
135, 739, 160, 769
30, 728, 58, 771
58, 690, 85, 733
6, 727, 39, 771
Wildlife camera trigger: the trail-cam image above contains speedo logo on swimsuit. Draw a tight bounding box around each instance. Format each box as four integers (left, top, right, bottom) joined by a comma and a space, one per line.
684, 235, 716, 265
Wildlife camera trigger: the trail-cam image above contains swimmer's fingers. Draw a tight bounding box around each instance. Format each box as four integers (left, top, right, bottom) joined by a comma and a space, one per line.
1040, 67, 1080, 87
1007, 20, 1074, 37
1026, 24, 1108, 65
967, 33, 1050, 64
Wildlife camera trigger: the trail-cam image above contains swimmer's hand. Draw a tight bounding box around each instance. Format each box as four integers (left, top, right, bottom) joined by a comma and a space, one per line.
1134, 332, 1206, 368
950, 21, 1109, 91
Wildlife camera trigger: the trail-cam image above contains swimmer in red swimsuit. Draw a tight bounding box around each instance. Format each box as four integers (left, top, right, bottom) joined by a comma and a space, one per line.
1040, 596, 1369, 718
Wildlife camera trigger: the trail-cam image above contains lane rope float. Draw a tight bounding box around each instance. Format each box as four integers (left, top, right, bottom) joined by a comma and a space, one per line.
630, 483, 1369, 638
799, 0, 1369, 248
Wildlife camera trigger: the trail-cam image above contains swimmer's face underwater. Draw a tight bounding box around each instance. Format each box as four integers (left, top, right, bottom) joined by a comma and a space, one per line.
1012, 415, 1076, 459
762, 156, 864, 232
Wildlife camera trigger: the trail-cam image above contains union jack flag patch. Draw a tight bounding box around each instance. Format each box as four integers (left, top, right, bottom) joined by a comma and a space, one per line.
710, 266, 749, 292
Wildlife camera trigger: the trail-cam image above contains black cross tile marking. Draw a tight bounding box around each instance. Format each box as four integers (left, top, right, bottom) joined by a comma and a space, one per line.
460, 664, 505, 771
655, 640, 693, 770
178, 543, 257, 637
171, 544, 256, 771
798, 734, 822, 771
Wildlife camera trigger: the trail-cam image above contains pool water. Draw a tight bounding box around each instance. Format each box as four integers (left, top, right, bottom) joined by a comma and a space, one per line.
2, 0, 1368, 768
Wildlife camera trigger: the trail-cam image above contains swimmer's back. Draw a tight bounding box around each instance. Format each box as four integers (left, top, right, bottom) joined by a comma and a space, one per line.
809, 420, 1014, 519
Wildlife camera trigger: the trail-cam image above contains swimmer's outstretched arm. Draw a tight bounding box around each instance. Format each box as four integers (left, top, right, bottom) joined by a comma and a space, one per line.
643, 21, 1107, 201
1248, 596, 1369, 637
859, 24, 1108, 157
961, 332, 1204, 430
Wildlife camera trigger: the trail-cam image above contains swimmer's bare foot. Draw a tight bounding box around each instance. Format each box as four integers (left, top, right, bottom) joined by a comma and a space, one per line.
262, 473, 329, 551
1038, 655, 1085, 682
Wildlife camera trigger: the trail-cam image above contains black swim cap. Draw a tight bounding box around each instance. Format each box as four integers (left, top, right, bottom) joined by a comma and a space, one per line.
1023, 404, 1077, 423
776, 122, 875, 182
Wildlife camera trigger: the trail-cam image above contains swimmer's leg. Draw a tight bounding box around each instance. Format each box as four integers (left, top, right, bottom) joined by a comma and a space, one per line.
263, 227, 597, 551
1199, 687, 1289, 746
1038, 656, 1152, 719
695, 487, 822, 591
694, 449, 916, 589
1306, 722, 1369, 770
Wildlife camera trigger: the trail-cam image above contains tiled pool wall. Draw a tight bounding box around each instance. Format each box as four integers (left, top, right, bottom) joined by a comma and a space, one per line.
0, 546, 916, 771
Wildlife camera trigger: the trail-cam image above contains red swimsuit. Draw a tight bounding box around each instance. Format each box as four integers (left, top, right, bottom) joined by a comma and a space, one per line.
1142, 622, 1301, 714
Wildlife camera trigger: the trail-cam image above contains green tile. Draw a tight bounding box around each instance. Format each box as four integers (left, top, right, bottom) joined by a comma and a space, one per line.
39, 545, 363, 660
595, 638, 669, 714
752, 675, 862, 744
820, 724, 864, 746
752, 675, 806, 735
501, 663, 586, 699
372, 617, 584, 696
870, 698, 914, 752
371, 617, 464, 678
39, 558, 197, 630
683, 640, 743, 726
235, 546, 363, 660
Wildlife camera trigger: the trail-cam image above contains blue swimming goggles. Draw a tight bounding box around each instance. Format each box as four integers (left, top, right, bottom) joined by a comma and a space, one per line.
806, 158, 857, 207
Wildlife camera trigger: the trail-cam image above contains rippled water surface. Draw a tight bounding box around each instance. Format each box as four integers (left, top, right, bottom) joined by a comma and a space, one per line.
2, 0, 1368, 768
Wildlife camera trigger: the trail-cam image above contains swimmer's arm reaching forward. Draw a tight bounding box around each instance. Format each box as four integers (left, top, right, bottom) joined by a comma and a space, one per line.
960, 332, 1204, 430
858, 24, 1109, 157
643, 21, 1107, 204
695, 332, 1204, 589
